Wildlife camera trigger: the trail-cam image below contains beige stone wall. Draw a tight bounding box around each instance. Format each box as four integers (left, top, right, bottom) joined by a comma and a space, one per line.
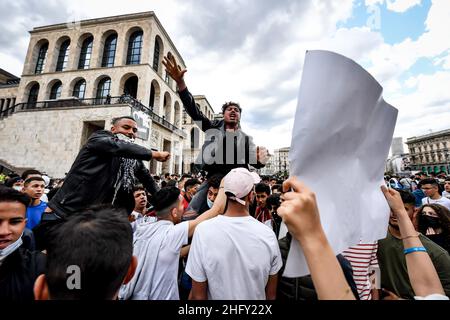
0, 85, 19, 98
0, 85, 19, 112
0, 105, 136, 177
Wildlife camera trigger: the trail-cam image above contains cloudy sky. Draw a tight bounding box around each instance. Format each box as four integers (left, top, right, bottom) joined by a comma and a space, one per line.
1, 0, 449, 153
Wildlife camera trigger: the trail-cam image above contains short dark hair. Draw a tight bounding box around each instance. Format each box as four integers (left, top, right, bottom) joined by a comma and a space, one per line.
24, 176, 45, 186
132, 184, 145, 193
0, 186, 31, 209
184, 179, 200, 191
221, 101, 242, 114
45, 206, 133, 299
21, 169, 41, 180
266, 193, 281, 210
4, 176, 23, 187
421, 178, 439, 187
271, 184, 281, 192
399, 190, 416, 206
152, 187, 181, 215
255, 183, 271, 195
167, 180, 177, 187
207, 174, 224, 189
111, 116, 136, 126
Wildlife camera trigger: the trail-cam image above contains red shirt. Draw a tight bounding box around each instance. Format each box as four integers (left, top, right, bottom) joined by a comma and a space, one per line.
255, 206, 271, 223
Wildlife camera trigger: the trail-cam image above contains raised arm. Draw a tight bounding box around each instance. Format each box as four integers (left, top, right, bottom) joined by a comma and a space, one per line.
87, 131, 170, 162
163, 54, 213, 131
187, 179, 226, 238
381, 186, 446, 298
277, 177, 355, 300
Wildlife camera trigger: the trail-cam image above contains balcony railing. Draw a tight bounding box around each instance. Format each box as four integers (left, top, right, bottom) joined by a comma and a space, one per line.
0, 96, 186, 138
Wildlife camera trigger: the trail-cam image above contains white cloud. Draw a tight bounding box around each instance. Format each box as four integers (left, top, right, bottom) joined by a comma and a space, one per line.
365, 0, 422, 12
389, 71, 450, 138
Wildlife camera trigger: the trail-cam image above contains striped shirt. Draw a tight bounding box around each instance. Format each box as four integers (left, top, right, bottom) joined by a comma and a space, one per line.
342, 242, 379, 300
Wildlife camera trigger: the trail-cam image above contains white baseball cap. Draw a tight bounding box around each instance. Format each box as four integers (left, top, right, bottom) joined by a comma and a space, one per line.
223, 168, 261, 205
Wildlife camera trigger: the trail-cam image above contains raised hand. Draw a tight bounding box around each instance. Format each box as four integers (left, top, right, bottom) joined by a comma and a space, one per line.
257, 146, 269, 165
277, 176, 322, 242
162, 53, 187, 87
380, 185, 406, 215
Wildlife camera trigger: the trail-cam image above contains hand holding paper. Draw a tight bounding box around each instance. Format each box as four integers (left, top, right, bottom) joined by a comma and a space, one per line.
278, 177, 323, 244
284, 50, 398, 277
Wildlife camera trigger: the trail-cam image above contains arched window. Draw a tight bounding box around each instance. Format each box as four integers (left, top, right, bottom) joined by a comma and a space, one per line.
78, 36, 93, 69
28, 84, 40, 106
96, 77, 111, 99
35, 43, 48, 74
56, 40, 71, 71
102, 34, 117, 67
150, 83, 156, 109
153, 39, 160, 71
126, 31, 143, 65
73, 79, 86, 99
49, 81, 62, 100
191, 128, 199, 148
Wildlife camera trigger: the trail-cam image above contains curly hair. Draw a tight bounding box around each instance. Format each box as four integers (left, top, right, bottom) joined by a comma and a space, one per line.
417, 204, 450, 248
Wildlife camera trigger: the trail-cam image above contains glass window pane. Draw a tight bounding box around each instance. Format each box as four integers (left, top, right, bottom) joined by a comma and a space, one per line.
126, 31, 143, 65
35, 43, 48, 74
102, 34, 117, 67
56, 40, 71, 72
50, 82, 62, 100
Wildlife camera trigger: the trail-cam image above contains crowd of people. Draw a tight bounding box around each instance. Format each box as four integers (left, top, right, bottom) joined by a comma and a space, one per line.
1, 166, 450, 301
1, 52, 449, 301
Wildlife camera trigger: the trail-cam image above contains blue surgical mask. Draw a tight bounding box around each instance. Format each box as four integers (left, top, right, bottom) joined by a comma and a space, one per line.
0, 235, 23, 262
207, 198, 214, 209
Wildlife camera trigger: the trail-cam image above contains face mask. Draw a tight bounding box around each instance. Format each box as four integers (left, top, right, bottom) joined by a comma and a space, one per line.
0, 236, 23, 261
420, 215, 441, 229
115, 133, 135, 143
12, 186, 23, 192
207, 198, 214, 209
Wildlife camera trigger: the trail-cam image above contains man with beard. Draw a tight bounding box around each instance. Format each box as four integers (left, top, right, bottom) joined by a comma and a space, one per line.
34, 116, 170, 250
377, 189, 450, 299
162, 53, 269, 215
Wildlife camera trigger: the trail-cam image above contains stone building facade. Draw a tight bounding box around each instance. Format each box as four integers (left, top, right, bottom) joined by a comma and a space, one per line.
406, 129, 450, 174
0, 69, 20, 115
0, 11, 212, 178
274, 147, 290, 175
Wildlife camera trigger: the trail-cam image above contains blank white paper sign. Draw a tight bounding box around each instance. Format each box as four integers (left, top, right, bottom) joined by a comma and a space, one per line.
284, 50, 398, 277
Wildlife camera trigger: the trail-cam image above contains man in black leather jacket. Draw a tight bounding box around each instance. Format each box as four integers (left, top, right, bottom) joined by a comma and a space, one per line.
35, 116, 170, 249
163, 54, 269, 214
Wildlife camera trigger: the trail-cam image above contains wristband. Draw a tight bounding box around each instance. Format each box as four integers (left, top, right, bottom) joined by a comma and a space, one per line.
404, 247, 427, 255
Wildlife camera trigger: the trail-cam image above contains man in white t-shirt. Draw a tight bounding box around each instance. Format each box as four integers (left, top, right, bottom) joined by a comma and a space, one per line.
186, 168, 282, 300
443, 178, 450, 200
118, 186, 225, 300
421, 178, 450, 210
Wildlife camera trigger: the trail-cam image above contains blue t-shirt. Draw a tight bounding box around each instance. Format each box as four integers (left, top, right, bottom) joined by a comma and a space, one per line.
26, 201, 47, 230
